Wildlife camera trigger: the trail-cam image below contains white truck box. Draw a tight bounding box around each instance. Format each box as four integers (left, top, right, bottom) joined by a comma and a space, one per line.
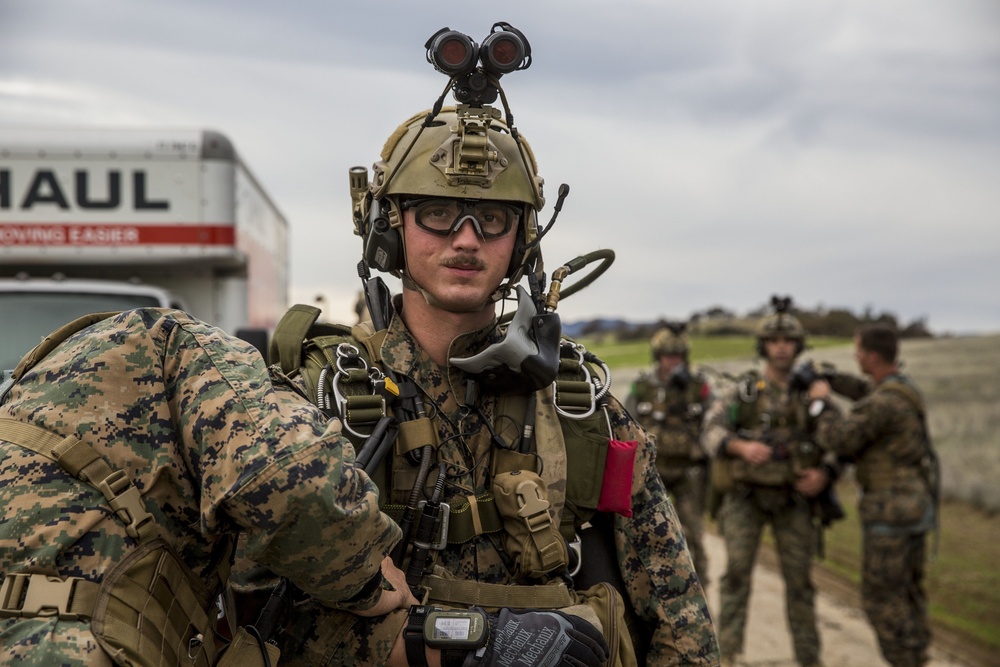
0, 127, 289, 366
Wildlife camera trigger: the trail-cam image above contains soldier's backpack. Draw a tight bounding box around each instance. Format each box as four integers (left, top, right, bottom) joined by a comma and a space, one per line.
0, 312, 278, 667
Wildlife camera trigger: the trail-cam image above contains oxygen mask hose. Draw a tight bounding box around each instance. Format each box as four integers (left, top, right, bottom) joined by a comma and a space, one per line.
543, 248, 615, 313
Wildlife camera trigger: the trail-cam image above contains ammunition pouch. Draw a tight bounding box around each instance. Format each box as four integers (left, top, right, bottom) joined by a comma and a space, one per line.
493, 470, 569, 579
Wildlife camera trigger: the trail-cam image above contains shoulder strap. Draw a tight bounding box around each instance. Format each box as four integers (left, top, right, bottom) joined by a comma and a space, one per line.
9, 311, 120, 385
0, 418, 157, 543
876, 379, 926, 418
269, 304, 322, 373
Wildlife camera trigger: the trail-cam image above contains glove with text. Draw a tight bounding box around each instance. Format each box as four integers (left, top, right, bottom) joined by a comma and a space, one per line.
474, 608, 609, 667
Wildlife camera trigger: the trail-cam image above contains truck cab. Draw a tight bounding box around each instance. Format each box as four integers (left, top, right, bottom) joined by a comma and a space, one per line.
0, 275, 180, 372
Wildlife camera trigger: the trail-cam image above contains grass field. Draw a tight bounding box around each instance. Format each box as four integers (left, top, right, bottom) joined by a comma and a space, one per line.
584, 332, 1000, 654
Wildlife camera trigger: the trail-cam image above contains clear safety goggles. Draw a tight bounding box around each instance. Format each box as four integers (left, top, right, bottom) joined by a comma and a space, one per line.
403, 198, 521, 239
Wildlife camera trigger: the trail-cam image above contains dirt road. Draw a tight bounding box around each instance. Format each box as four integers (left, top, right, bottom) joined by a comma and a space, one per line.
701, 531, 972, 666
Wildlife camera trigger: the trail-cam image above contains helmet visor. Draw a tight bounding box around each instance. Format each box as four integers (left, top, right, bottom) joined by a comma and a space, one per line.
404, 198, 520, 239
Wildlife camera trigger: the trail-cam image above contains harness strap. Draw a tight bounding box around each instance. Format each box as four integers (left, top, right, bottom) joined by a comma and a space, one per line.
383, 494, 504, 544
424, 575, 575, 610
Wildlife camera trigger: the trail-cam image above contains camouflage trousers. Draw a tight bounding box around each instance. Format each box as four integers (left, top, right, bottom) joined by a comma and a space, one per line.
660, 463, 709, 585
716, 487, 819, 666
862, 527, 931, 667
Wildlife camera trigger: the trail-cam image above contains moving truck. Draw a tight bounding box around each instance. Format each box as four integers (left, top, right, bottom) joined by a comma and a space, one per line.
0, 127, 289, 370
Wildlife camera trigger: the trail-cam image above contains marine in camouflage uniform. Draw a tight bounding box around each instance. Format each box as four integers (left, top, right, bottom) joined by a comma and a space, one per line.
626, 324, 713, 584
701, 300, 837, 667
233, 24, 719, 667
0, 309, 404, 666
810, 325, 935, 667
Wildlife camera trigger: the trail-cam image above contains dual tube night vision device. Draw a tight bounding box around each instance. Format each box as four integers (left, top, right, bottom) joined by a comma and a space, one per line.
424, 22, 531, 105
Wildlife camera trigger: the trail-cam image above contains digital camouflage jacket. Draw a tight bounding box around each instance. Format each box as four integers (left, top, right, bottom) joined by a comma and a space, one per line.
0, 309, 400, 666
815, 373, 936, 528
253, 307, 720, 667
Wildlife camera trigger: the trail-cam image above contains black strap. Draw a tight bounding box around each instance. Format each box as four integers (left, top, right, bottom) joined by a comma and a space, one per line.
404, 605, 429, 667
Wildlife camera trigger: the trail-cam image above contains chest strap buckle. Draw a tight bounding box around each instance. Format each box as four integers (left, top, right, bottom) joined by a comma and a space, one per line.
0, 572, 97, 620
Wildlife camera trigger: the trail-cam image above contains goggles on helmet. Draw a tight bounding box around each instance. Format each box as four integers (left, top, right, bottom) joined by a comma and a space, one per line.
403, 197, 520, 239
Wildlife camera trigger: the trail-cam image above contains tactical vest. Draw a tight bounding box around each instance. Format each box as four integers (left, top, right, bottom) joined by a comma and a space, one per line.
853, 377, 939, 518
631, 372, 707, 464
0, 312, 276, 667
270, 305, 640, 667
725, 371, 822, 486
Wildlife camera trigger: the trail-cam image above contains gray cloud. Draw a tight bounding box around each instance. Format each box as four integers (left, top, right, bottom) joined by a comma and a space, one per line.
1, 0, 998, 334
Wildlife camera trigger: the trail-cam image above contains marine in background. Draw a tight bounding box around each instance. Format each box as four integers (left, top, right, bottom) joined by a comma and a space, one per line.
626, 322, 713, 584
701, 296, 840, 667
809, 324, 938, 667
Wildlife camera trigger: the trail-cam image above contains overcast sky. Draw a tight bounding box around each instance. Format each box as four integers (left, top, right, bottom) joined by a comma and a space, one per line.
2, 0, 998, 334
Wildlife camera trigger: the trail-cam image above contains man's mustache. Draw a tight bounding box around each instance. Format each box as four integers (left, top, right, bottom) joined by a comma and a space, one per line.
441, 254, 486, 270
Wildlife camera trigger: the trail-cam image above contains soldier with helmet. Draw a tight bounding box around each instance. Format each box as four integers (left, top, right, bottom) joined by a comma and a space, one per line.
701, 296, 839, 667
626, 322, 713, 584
233, 22, 719, 667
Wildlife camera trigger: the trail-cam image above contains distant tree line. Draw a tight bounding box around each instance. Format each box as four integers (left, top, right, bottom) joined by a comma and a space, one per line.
587, 304, 933, 342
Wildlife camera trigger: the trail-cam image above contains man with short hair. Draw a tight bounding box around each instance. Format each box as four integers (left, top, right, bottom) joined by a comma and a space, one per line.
809, 324, 936, 667
238, 22, 720, 667
701, 296, 837, 667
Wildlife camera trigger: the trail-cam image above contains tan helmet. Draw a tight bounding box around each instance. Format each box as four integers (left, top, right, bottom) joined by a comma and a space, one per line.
651, 323, 689, 358
356, 106, 545, 301
756, 295, 806, 356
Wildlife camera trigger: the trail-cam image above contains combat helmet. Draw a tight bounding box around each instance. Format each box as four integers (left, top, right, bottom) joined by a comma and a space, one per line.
350, 23, 548, 308
756, 295, 806, 356
651, 321, 690, 359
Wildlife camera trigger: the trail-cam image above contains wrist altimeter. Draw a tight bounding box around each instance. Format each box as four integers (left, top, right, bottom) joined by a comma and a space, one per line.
422, 607, 489, 649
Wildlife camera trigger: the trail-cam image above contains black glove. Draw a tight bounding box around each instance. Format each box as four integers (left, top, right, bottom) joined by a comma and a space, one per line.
474, 608, 609, 667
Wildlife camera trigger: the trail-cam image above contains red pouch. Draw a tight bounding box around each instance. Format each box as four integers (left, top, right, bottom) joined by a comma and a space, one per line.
598, 439, 638, 517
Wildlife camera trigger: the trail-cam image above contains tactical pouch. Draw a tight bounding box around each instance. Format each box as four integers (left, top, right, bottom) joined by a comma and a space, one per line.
91, 538, 219, 667
493, 470, 569, 579
570, 582, 638, 667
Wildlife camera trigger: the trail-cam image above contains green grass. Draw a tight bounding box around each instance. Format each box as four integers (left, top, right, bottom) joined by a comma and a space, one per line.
578, 334, 851, 370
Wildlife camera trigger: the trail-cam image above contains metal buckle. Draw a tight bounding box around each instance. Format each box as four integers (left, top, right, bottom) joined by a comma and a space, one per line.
330, 343, 385, 439
0, 573, 83, 620
416, 501, 451, 550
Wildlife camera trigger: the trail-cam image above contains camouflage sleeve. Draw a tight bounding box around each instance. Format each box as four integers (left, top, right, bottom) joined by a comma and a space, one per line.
701, 381, 739, 457
608, 395, 721, 664
814, 392, 890, 461
166, 315, 401, 610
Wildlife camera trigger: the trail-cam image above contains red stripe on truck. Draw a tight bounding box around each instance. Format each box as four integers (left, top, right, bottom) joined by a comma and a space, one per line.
0, 224, 236, 246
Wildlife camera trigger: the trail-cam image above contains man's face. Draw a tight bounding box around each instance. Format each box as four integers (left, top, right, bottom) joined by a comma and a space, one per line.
763, 335, 798, 372
657, 353, 685, 378
854, 335, 875, 376
401, 200, 518, 313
